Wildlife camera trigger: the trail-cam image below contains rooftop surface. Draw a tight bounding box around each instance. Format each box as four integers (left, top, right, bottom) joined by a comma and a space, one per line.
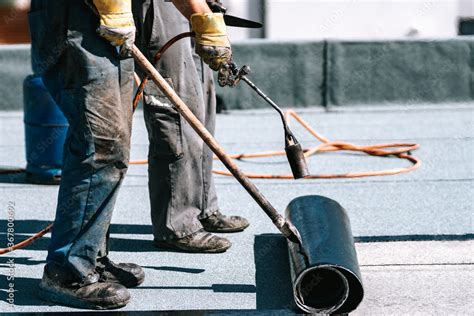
0, 103, 473, 314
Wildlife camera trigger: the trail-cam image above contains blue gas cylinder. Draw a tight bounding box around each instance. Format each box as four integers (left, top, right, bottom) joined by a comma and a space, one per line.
23, 75, 68, 184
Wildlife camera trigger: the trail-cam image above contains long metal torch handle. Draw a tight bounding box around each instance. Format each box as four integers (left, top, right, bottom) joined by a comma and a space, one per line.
131, 45, 301, 243
240, 76, 295, 143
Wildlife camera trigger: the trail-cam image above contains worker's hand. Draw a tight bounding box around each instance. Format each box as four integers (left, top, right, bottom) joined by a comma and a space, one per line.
92, 0, 136, 55
191, 13, 232, 71
206, 0, 227, 13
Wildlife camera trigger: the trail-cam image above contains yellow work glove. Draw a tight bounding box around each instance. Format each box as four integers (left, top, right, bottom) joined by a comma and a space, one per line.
191, 13, 232, 71
92, 0, 136, 54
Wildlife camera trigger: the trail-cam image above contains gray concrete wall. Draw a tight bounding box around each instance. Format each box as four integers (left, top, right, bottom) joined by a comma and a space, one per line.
217, 40, 325, 110
325, 39, 474, 106
217, 37, 474, 109
0, 44, 31, 111
0, 38, 473, 110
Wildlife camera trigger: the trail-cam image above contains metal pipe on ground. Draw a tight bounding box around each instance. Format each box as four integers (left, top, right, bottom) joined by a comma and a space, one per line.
286, 195, 364, 314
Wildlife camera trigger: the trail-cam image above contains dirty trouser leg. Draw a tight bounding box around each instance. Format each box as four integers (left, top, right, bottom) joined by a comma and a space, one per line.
193, 55, 220, 220
41, 1, 134, 280
134, 1, 211, 240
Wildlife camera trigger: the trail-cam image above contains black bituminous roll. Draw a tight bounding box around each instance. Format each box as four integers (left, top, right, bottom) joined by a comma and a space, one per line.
286, 195, 364, 314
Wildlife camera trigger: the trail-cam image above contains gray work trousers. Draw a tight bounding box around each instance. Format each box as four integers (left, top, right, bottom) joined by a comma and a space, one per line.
133, 0, 219, 240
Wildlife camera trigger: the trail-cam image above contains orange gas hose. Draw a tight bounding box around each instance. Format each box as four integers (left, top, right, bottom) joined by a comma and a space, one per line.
130, 110, 421, 179
0, 224, 53, 255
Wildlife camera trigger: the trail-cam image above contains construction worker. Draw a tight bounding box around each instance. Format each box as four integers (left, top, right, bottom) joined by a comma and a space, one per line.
134, 0, 249, 253
29, 0, 234, 309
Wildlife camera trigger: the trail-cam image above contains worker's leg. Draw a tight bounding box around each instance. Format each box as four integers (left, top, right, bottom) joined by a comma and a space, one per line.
135, 1, 206, 240
39, 1, 134, 282
134, 0, 247, 244
30, 0, 144, 309
194, 57, 219, 219
192, 51, 250, 233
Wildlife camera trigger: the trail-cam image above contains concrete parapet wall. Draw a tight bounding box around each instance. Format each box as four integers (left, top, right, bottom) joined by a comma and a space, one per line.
325, 39, 474, 106
0, 44, 31, 111
218, 37, 473, 109
0, 38, 473, 110
217, 40, 325, 110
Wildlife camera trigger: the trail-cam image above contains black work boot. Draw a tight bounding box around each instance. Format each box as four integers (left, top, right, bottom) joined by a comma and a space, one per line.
38, 264, 130, 310
154, 229, 231, 253
200, 211, 250, 233
96, 257, 145, 288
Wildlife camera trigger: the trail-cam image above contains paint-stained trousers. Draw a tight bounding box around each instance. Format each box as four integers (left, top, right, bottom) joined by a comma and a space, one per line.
133, 0, 219, 240
30, 0, 219, 280
29, 0, 134, 280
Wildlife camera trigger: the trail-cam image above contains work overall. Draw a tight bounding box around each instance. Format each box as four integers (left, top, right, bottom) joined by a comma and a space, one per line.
29, 0, 134, 280
133, 0, 220, 240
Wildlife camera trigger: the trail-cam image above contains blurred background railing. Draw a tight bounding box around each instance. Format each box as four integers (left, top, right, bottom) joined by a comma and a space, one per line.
0, 0, 473, 44
0, 0, 472, 111
0, 0, 29, 44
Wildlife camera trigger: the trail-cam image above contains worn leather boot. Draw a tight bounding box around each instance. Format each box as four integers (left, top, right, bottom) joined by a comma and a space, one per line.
38, 264, 130, 310
96, 257, 145, 288
154, 229, 231, 253
200, 211, 250, 233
